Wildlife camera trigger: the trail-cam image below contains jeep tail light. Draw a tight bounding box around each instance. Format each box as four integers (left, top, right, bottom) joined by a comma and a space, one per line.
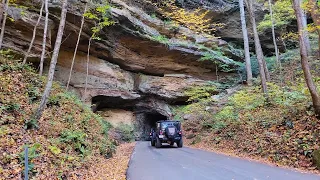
178, 130, 182, 135
149, 133, 152, 136
160, 130, 163, 135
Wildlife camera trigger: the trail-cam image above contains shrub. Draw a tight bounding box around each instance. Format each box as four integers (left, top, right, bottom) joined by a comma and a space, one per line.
115, 123, 135, 142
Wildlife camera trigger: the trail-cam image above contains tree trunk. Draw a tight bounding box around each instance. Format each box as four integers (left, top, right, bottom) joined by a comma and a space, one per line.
39, 0, 49, 76
0, 0, 9, 49
83, 37, 92, 101
35, 0, 68, 120
245, 0, 268, 93
22, 2, 44, 65
293, 0, 320, 117
66, 2, 88, 90
308, 0, 320, 57
268, 0, 280, 64
239, 0, 252, 85
300, 0, 311, 54
0, 0, 6, 23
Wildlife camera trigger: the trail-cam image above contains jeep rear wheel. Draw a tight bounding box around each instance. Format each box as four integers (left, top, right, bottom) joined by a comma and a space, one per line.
177, 139, 183, 148
156, 137, 161, 148
151, 139, 155, 146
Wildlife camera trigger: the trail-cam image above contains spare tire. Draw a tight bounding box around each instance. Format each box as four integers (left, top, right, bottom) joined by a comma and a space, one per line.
166, 125, 177, 139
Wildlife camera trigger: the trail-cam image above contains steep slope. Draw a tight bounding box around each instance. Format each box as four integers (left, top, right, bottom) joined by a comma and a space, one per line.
175, 51, 320, 172
0, 58, 131, 179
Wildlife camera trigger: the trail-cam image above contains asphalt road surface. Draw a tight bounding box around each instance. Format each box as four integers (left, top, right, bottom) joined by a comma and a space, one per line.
127, 141, 320, 180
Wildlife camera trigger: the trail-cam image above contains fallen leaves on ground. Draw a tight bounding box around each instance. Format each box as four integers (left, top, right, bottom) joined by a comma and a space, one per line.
79, 142, 135, 180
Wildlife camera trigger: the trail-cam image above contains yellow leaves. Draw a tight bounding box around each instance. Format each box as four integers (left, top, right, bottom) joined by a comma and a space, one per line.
156, 1, 220, 34
48, 146, 61, 155
83, 142, 135, 180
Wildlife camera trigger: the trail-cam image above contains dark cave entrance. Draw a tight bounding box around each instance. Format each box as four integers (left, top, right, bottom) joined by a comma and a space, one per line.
145, 112, 167, 129
135, 110, 168, 140
91, 95, 170, 140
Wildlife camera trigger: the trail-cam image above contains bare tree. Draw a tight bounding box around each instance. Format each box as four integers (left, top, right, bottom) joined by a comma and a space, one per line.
66, 2, 88, 90
245, 0, 269, 93
0, 0, 6, 23
35, 0, 68, 120
300, 0, 311, 54
268, 0, 280, 64
83, 37, 92, 101
293, 0, 320, 117
22, 2, 44, 65
0, 0, 9, 49
39, 0, 49, 76
239, 0, 252, 85
308, 0, 320, 57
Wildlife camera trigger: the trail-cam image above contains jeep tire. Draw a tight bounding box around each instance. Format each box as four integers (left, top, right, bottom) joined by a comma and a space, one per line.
156, 137, 161, 148
151, 139, 155, 146
177, 139, 183, 148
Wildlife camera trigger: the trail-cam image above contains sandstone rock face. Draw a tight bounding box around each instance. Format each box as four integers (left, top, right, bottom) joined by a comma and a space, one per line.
54, 51, 137, 101
96, 109, 135, 127
5, 0, 247, 139
138, 74, 207, 102
4, 6, 54, 58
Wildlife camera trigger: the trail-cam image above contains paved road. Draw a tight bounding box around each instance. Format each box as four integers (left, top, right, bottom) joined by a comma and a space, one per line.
127, 141, 320, 180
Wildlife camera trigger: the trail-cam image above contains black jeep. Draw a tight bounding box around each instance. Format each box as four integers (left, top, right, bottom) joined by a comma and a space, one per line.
151, 120, 183, 148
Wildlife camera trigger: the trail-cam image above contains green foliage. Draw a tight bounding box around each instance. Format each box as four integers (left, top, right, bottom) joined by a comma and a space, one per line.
238, 55, 276, 78
48, 146, 61, 155
184, 85, 217, 102
47, 94, 61, 106
115, 123, 135, 142
258, 0, 295, 32
26, 86, 41, 103
19, 143, 42, 176
2, 103, 20, 112
199, 51, 239, 72
84, 2, 114, 40
60, 130, 88, 156
150, 13, 157, 18
229, 87, 266, 110
151, 35, 170, 45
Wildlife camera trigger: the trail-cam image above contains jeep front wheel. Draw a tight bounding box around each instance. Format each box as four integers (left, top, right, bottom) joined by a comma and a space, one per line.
177, 139, 183, 148
156, 137, 161, 148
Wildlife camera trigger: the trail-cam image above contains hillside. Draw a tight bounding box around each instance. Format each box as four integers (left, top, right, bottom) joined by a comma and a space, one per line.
0, 57, 134, 179
176, 50, 320, 172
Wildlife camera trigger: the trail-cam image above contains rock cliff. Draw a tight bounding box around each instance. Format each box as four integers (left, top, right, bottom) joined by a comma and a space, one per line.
2, 0, 251, 139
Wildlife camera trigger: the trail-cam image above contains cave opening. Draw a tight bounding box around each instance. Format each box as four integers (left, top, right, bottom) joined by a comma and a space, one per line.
145, 112, 167, 129
135, 112, 168, 140
91, 95, 171, 140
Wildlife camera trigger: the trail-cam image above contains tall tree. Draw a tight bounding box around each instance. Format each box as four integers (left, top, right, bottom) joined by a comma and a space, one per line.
293, 0, 320, 116
39, 0, 49, 76
35, 0, 68, 120
245, 0, 269, 93
239, 0, 253, 85
268, 0, 280, 64
84, 37, 92, 101
0, 0, 9, 49
308, 0, 320, 57
22, 2, 44, 65
300, 0, 311, 54
66, 2, 88, 90
0, 0, 5, 23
